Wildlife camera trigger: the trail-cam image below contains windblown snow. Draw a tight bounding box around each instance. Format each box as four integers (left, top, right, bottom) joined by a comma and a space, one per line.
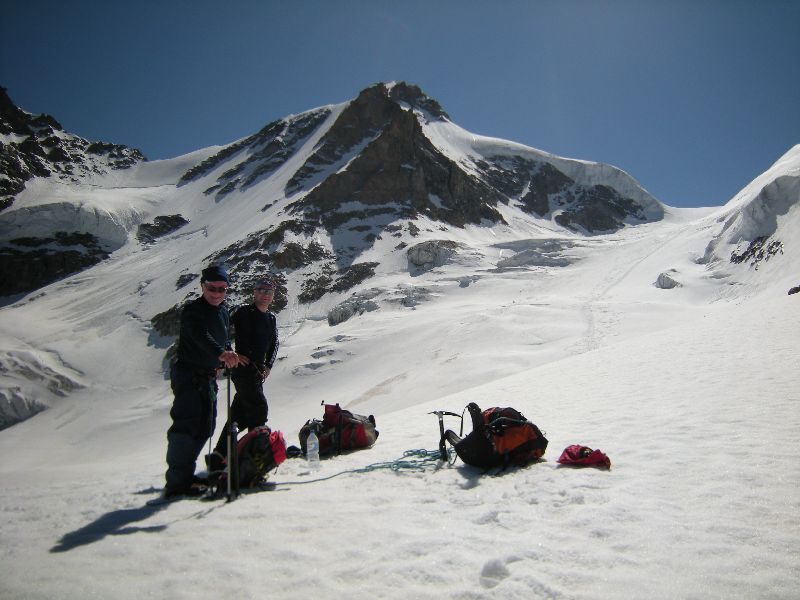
0, 119, 798, 599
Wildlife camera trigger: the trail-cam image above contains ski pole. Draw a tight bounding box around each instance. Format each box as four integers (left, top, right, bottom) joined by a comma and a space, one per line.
226, 368, 235, 501
232, 420, 240, 498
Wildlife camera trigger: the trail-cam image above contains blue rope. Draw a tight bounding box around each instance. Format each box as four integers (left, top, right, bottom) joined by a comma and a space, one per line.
274, 448, 454, 486
354, 448, 453, 473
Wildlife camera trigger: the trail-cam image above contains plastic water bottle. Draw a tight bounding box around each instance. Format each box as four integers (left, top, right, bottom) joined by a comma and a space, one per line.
307, 429, 321, 471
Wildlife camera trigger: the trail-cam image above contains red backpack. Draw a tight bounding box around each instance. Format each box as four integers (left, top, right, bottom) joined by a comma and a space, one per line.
299, 403, 379, 456
212, 426, 286, 490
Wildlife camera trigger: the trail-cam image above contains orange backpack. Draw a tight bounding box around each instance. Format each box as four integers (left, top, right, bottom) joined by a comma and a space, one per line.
442, 403, 548, 469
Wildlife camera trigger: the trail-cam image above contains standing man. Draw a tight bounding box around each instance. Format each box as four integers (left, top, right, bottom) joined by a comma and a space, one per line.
207, 276, 280, 471
163, 265, 247, 498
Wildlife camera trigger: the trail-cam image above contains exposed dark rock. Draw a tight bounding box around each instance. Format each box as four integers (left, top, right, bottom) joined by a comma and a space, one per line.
332, 262, 379, 292
789, 285, 800, 295
299, 273, 335, 304
47, 145, 70, 162
0, 389, 47, 431
298, 262, 379, 304
554, 185, 646, 233
179, 109, 331, 198
286, 83, 409, 195
206, 221, 319, 269
0, 87, 146, 208
263, 220, 318, 248
137, 214, 189, 243
150, 303, 183, 338
176, 273, 198, 289
474, 155, 537, 198
386, 82, 449, 121
271, 242, 306, 270
0, 232, 109, 296
289, 87, 507, 231
0, 140, 51, 200
475, 155, 651, 232
523, 163, 574, 216
17, 136, 48, 158
0, 86, 45, 134
730, 236, 784, 268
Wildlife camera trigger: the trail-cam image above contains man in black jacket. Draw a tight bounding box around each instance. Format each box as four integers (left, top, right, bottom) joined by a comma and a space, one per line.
163, 265, 247, 498
207, 276, 279, 470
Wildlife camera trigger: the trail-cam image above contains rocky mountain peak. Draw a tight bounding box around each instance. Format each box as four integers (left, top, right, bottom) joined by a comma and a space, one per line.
0, 88, 146, 213
289, 94, 507, 233
382, 81, 450, 120
0, 87, 62, 136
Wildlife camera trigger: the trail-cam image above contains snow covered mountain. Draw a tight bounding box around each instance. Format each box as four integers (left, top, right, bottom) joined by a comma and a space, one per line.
1, 82, 662, 301
0, 83, 797, 600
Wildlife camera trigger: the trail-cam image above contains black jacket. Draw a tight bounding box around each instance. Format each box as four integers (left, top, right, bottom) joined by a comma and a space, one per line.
175, 296, 231, 371
231, 304, 279, 369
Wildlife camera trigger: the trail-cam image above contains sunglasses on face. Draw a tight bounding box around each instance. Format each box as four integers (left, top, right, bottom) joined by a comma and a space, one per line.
255, 287, 274, 294
204, 284, 229, 293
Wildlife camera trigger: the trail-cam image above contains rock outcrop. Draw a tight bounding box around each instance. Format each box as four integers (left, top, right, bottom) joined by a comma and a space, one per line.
288, 83, 508, 231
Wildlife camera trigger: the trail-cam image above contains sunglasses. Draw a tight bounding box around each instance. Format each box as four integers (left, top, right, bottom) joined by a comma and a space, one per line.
255, 287, 274, 294
204, 284, 229, 293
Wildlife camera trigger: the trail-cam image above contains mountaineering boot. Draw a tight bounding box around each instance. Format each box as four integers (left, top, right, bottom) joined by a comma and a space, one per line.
205, 451, 225, 473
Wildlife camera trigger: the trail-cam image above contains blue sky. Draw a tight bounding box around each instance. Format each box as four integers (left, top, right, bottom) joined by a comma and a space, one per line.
1, 0, 798, 208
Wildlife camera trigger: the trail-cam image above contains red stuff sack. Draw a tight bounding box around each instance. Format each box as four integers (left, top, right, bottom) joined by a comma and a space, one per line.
557, 445, 611, 469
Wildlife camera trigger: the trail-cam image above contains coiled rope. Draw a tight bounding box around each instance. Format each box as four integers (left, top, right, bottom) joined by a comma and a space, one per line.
273, 448, 454, 486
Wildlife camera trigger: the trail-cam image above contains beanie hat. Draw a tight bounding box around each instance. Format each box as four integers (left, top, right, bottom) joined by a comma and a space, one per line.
201, 265, 229, 283
255, 277, 275, 290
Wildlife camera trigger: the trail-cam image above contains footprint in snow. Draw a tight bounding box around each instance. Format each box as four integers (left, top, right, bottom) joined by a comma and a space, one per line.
480, 558, 511, 589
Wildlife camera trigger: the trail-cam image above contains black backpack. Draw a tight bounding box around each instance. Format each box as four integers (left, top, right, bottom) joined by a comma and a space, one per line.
439, 402, 548, 468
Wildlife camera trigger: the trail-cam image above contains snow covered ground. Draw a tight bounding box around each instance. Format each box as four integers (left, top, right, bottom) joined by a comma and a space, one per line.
1, 138, 798, 599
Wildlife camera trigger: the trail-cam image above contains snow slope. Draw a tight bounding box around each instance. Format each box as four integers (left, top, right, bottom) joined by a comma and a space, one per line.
0, 129, 797, 600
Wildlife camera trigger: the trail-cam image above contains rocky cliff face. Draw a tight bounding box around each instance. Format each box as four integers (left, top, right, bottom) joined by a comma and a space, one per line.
474, 154, 655, 233
289, 83, 508, 233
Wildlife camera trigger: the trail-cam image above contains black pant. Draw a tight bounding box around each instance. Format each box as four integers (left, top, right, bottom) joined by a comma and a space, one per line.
165, 363, 218, 493
213, 365, 267, 456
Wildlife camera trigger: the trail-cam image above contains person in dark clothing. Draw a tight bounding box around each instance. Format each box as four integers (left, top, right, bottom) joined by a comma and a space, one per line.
207, 276, 279, 470
162, 265, 248, 498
